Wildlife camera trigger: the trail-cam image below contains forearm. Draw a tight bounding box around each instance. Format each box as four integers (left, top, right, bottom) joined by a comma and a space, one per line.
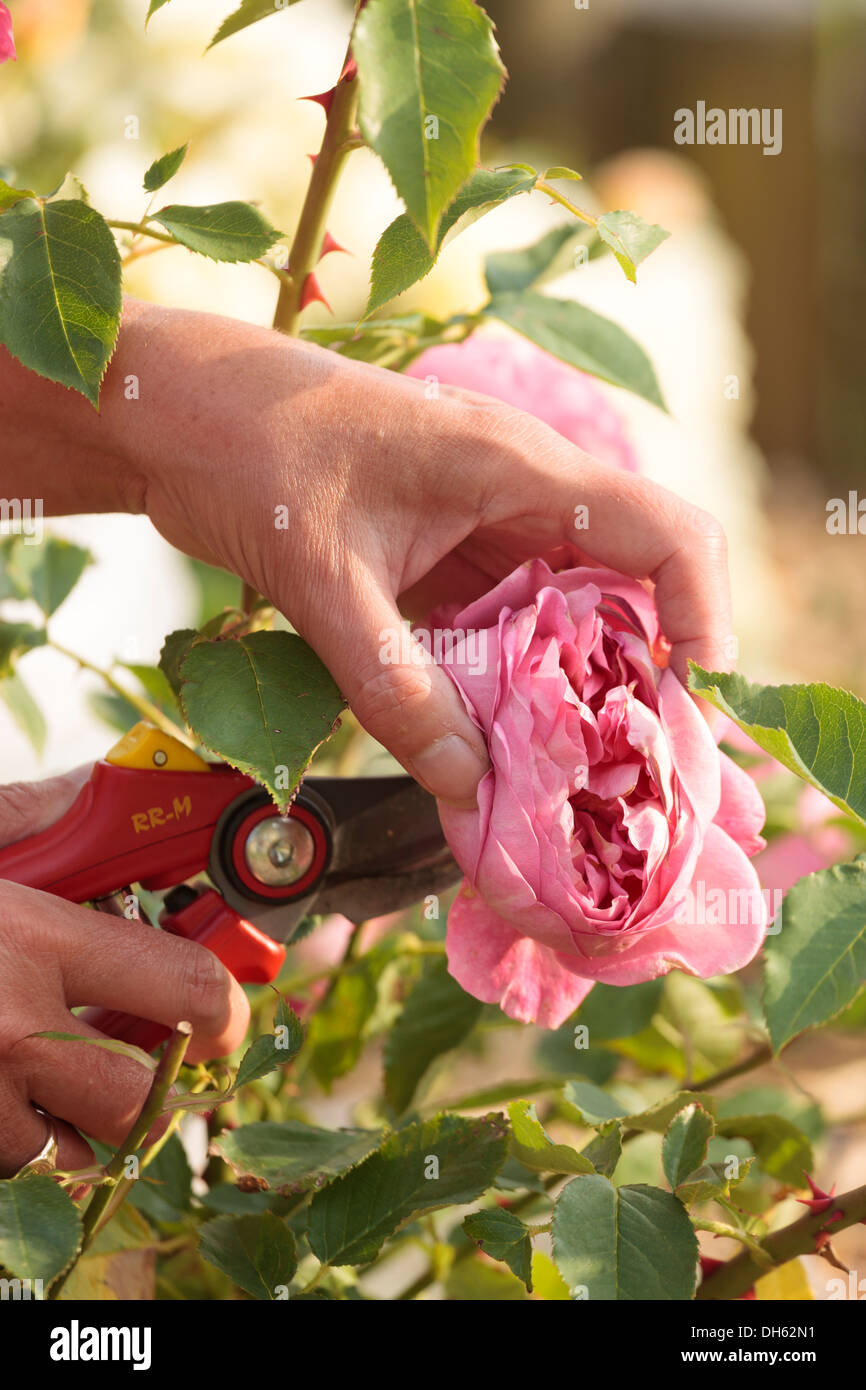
0, 296, 322, 520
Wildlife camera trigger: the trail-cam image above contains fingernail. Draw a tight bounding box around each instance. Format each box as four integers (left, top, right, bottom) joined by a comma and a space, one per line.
408, 735, 489, 807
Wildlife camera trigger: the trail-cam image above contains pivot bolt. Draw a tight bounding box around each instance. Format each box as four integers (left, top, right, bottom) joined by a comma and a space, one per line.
244, 817, 316, 886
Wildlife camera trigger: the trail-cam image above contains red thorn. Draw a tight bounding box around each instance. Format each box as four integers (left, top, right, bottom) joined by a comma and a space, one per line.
299, 273, 331, 313
814, 1215, 845, 1252
319, 230, 348, 261
301, 87, 336, 115
797, 1174, 837, 1215
307, 152, 318, 166
299, 58, 356, 115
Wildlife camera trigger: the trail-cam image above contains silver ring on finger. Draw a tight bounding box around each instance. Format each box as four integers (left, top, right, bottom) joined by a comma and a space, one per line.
12, 1107, 60, 1178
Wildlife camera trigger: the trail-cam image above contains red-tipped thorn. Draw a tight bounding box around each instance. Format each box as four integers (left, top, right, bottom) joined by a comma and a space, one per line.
300, 87, 336, 115
319, 230, 348, 261
797, 1174, 837, 1215
299, 273, 331, 313
299, 57, 356, 114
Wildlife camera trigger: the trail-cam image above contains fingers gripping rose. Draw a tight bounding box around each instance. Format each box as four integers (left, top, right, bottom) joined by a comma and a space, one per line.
435, 561, 767, 1027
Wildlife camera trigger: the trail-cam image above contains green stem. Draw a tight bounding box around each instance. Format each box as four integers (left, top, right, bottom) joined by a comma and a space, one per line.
107, 219, 178, 245
49, 1023, 193, 1300
681, 1042, 773, 1094
692, 1219, 775, 1270
696, 1182, 866, 1300
534, 180, 598, 229
272, 44, 360, 335
48, 639, 191, 744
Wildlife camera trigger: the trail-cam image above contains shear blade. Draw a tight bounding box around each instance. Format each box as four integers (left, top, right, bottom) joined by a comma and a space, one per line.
208, 775, 461, 941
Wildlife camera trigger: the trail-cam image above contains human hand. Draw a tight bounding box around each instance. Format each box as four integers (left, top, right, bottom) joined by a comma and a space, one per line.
0, 770, 249, 1177
1, 299, 732, 813
124, 304, 731, 809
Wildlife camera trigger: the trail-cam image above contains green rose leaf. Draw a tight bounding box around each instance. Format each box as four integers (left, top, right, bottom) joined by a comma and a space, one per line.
715, 1113, 812, 1185
143, 143, 189, 194
199, 1212, 297, 1300
0, 673, 46, 755
5, 536, 93, 616
0, 199, 121, 407
0, 180, 37, 211
354, 0, 506, 251
307, 939, 403, 1091
560, 1081, 629, 1127
367, 166, 536, 317
236, 1001, 303, 1089
0, 1175, 82, 1285
688, 666, 866, 827
508, 1100, 594, 1175
146, 0, 173, 21
121, 662, 181, 719
127, 1135, 192, 1224
212, 1120, 382, 1195
179, 630, 345, 811
308, 1112, 509, 1265
563, 1081, 716, 1134
209, 0, 304, 50
484, 291, 667, 411
574, 979, 664, 1042
151, 202, 282, 263
543, 165, 583, 182
763, 858, 866, 1052
596, 210, 670, 284
0, 622, 46, 678
384, 957, 482, 1114
463, 1208, 533, 1291
552, 1175, 698, 1301
159, 627, 198, 701
484, 222, 587, 297
662, 1103, 714, 1189
580, 1121, 622, 1178
674, 1158, 754, 1207
25, 1031, 157, 1074
445, 1257, 527, 1300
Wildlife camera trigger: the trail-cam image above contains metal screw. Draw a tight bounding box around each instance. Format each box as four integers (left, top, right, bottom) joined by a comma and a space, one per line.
153, 749, 167, 767
244, 817, 315, 886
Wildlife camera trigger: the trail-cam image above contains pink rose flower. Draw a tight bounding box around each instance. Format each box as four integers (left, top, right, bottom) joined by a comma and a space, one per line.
0, 4, 16, 63
436, 560, 767, 1027
407, 336, 640, 474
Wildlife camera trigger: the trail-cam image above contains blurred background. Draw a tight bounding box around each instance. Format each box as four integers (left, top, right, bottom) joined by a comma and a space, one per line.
2, 0, 865, 777
1, 0, 865, 1297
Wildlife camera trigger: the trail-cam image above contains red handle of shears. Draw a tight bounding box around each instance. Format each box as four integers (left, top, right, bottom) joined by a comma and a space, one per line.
0, 725, 287, 1051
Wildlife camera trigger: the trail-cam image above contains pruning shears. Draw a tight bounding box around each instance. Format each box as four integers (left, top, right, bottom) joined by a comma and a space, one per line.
0, 722, 460, 1051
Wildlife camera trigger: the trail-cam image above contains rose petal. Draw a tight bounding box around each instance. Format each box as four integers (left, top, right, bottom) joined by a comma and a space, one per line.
446, 885, 595, 1027
716, 751, 767, 856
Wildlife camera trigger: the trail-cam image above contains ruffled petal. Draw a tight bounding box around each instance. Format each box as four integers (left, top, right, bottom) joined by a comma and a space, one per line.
446, 885, 595, 1028
716, 751, 767, 856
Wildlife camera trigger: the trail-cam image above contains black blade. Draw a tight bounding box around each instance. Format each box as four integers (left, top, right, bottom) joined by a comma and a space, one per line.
208, 776, 461, 941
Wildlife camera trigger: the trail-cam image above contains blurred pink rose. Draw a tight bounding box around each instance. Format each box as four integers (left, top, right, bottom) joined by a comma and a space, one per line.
0, 4, 15, 62
436, 560, 767, 1027
407, 335, 640, 473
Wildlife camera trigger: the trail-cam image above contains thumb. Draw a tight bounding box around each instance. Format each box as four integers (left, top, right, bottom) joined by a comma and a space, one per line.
0, 766, 91, 847
311, 579, 489, 809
